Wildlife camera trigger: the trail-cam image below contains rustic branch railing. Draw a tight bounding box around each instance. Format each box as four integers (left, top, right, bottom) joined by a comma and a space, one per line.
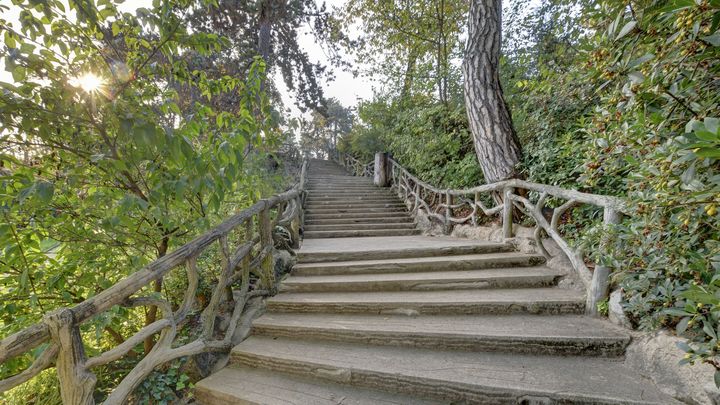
338, 153, 628, 316
339, 153, 374, 177
0, 159, 309, 404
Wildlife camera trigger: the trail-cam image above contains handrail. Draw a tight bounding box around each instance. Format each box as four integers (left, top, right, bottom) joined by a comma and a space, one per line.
339, 154, 374, 177
337, 152, 626, 315
0, 158, 309, 404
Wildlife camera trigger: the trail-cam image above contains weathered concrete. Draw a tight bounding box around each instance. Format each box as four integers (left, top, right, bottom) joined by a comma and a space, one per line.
298, 236, 512, 262
230, 336, 679, 404
292, 252, 547, 276
195, 367, 438, 405
196, 159, 676, 404
304, 228, 421, 238
266, 288, 586, 315
624, 330, 719, 405
252, 313, 631, 356
280, 267, 564, 292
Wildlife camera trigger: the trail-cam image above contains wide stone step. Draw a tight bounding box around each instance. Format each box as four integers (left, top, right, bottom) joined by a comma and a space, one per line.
252, 313, 631, 356
297, 238, 513, 263
305, 206, 408, 215
304, 228, 421, 239
305, 212, 413, 220
305, 202, 406, 209
230, 337, 677, 404
292, 252, 546, 276
280, 267, 563, 292
195, 367, 434, 405
304, 222, 417, 233
307, 179, 374, 183
304, 216, 414, 225
266, 288, 585, 315
305, 195, 399, 203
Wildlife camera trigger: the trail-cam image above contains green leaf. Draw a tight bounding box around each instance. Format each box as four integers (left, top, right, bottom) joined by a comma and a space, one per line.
676, 317, 691, 335
695, 147, 720, 158
35, 181, 54, 203
11, 66, 26, 82
701, 31, 720, 46
616, 21, 637, 40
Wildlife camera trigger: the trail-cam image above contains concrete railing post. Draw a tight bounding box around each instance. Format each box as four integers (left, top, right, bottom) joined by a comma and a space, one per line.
374, 152, 389, 187
502, 187, 514, 239
587, 207, 622, 315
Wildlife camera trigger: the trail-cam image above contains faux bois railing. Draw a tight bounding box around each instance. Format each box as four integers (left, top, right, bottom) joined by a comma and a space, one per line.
0, 159, 308, 404
338, 152, 628, 316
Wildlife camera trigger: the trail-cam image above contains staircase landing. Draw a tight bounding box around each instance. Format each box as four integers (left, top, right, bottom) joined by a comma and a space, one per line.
195, 159, 677, 404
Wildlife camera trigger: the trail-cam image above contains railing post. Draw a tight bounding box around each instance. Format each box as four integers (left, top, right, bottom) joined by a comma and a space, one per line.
44, 309, 96, 405
374, 152, 389, 187
444, 192, 454, 235
258, 205, 274, 290
587, 207, 622, 315
502, 187, 514, 239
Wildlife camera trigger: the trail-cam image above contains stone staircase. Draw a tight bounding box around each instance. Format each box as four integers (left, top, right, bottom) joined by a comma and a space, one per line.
195, 160, 678, 404
303, 159, 420, 239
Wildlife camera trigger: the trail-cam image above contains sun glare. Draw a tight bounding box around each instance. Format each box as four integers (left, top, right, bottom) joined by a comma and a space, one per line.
70, 73, 105, 94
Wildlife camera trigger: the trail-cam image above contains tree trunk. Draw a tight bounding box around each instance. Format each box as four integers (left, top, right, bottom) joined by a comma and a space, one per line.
462, 0, 522, 184
143, 237, 169, 354
258, 0, 273, 65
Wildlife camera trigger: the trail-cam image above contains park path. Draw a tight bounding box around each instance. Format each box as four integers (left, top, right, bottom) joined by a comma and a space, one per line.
196, 159, 676, 404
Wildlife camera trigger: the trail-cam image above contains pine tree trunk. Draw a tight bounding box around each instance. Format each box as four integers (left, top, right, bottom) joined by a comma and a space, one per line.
462, 0, 522, 183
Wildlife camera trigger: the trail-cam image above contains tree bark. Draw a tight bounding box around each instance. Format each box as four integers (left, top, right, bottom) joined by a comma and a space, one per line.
462, 0, 522, 184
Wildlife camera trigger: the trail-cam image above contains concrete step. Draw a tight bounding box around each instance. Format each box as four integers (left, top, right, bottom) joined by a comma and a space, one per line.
280, 267, 564, 292
230, 337, 677, 404
305, 212, 413, 221
252, 313, 631, 356
305, 195, 399, 203
304, 216, 414, 225
304, 202, 406, 210
195, 367, 435, 405
297, 238, 513, 263
305, 206, 408, 215
304, 222, 417, 233
292, 252, 546, 276
266, 288, 585, 315
304, 228, 421, 239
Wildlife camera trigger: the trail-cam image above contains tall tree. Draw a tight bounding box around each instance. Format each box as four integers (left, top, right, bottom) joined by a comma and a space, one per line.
462, 0, 522, 183
341, 0, 467, 103
189, 0, 343, 113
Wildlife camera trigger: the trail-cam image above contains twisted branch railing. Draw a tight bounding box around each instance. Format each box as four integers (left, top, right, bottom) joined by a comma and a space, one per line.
338, 153, 628, 315
0, 160, 309, 404
338, 154, 374, 177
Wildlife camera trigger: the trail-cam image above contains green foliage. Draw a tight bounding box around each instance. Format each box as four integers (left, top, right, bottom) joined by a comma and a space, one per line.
134, 358, 193, 404
344, 96, 482, 188
502, 0, 720, 381
0, 0, 286, 396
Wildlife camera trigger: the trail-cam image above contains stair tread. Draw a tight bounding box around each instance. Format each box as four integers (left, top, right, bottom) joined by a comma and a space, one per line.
269, 287, 585, 305
253, 313, 630, 343
298, 236, 510, 257
294, 252, 543, 269
231, 336, 677, 404
284, 266, 563, 284
195, 367, 435, 405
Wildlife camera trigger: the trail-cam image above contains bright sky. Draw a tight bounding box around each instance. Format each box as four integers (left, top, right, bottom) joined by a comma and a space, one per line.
275, 0, 374, 117
0, 0, 373, 119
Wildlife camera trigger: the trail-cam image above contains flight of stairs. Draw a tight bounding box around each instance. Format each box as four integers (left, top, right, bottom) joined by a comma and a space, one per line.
195, 160, 677, 404
303, 159, 420, 239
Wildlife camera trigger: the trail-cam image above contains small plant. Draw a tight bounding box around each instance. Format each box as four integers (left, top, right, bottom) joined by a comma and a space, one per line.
596, 299, 609, 317
134, 358, 193, 405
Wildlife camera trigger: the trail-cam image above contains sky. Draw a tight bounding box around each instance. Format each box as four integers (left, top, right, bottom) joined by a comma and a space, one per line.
274, 0, 375, 118
0, 0, 374, 119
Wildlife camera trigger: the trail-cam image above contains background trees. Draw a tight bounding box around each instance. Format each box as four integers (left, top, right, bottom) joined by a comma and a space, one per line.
0, 0, 292, 400
339, 0, 720, 381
